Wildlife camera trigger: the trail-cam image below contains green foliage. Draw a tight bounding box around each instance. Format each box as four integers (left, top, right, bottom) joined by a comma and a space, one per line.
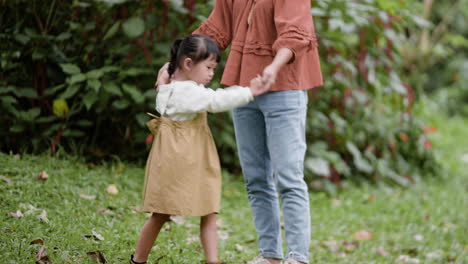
401, 0, 468, 116
0, 0, 441, 187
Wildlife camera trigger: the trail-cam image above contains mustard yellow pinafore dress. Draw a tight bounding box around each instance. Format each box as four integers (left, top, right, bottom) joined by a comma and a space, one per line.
142, 112, 222, 216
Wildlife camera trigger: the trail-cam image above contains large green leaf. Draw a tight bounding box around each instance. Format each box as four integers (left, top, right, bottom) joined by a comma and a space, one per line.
122, 84, 144, 104
122, 17, 145, 38
103, 81, 122, 96
60, 63, 81, 75
103, 21, 121, 40
69, 73, 87, 84
83, 91, 98, 110
59, 85, 80, 99
87, 79, 101, 92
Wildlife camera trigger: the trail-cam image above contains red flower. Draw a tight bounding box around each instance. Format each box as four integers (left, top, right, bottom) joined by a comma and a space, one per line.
399, 133, 409, 142
145, 134, 154, 145
422, 125, 437, 134
423, 139, 432, 150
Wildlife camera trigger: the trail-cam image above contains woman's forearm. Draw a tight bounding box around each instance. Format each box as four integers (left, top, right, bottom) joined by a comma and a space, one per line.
271, 48, 293, 70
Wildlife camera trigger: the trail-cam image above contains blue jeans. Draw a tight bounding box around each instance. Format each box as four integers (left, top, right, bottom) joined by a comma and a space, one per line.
232, 90, 310, 263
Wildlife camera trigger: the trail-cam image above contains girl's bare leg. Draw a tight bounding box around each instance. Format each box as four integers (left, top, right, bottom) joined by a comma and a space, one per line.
133, 213, 170, 262
200, 213, 219, 263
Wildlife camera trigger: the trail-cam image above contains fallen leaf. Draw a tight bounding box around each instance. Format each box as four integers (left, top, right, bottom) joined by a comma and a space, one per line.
170, 216, 185, 224
97, 208, 112, 215
87, 251, 107, 263
342, 241, 359, 252
461, 153, 468, 163
402, 248, 419, 256
186, 235, 198, 244
37, 171, 49, 181
163, 224, 171, 232
216, 218, 224, 227
218, 230, 229, 241
37, 210, 49, 223
354, 230, 373, 241
414, 234, 423, 241
80, 194, 96, 200
9, 210, 23, 218
36, 245, 52, 264
30, 238, 45, 245
323, 240, 340, 252
85, 231, 105, 241
331, 199, 341, 206
106, 184, 118, 195
0, 176, 12, 185
373, 246, 390, 257
235, 244, 244, 252
396, 255, 420, 263
425, 251, 442, 260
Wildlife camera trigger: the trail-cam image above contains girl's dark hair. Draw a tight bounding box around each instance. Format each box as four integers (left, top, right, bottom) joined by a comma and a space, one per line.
168, 34, 221, 76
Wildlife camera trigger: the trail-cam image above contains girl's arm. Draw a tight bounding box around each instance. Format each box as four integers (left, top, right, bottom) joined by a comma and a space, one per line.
173, 82, 253, 114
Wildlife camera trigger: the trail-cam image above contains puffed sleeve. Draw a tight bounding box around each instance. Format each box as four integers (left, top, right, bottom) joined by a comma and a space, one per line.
174, 83, 253, 113
272, 0, 318, 63
193, 0, 233, 51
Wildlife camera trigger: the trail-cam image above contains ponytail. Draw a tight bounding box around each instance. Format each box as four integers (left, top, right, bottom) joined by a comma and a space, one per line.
168, 38, 184, 76
166, 35, 221, 77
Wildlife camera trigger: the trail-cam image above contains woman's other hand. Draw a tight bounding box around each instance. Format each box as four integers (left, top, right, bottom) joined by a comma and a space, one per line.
249, 75, 270, 96
154, 62, 170, 90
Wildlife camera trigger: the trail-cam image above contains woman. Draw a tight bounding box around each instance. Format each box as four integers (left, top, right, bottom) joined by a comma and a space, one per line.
157, 1, 322, 263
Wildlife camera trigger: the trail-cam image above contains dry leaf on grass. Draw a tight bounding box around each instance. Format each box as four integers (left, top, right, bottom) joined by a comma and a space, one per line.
414, 234, 423, 241
80, 194, 96, 200
235, 244, 244, 252
85, 231, 105, 241
218, 230, 229, 241
354, 230, 373, 241
186, 235, 198, 244
342, 241, 359, 252
37, 210, 49, 223
323, 240, 340, 252
9, 210, 23, 218
372, 246, 390, 257
37, 171, 49, 181
396, 255, 420, 263
36, 245, 52, 264
106, 184, 118, 195
87, 251, 107, 263
30, 238, 45, 245
0, 176, 12, 185
170, 216, 185, 224
97, 208, 113, 215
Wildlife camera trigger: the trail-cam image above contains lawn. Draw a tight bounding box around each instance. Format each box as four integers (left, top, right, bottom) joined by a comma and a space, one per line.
1, 101, 467, 264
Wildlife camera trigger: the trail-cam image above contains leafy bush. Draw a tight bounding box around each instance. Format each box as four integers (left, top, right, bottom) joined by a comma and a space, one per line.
0, 0, 440, 188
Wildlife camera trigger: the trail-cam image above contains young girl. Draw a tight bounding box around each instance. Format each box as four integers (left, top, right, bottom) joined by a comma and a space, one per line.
130, 34, 268, 264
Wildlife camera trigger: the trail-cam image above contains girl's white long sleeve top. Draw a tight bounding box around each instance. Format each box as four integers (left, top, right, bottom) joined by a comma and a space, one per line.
156, 80, 253, 121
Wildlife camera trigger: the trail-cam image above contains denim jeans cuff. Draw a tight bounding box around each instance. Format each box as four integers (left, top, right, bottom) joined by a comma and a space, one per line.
261, 251, 284, 260
286, 251, 309, 263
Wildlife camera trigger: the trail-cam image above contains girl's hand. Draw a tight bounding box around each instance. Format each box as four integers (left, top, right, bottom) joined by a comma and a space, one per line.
249, 75, 270, 96
154, 62, 170, 90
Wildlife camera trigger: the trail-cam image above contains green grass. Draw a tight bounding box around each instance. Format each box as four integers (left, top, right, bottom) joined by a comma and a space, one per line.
1, 101, 467, 263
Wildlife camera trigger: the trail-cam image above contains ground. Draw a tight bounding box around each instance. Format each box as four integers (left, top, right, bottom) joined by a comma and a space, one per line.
1, 99, 467, 263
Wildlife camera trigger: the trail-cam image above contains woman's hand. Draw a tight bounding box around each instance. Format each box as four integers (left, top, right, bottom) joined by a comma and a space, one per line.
249, 75, 270, 96
154, 62, 170, 90
260, 48, 293, 90
261, 64, 280, 90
